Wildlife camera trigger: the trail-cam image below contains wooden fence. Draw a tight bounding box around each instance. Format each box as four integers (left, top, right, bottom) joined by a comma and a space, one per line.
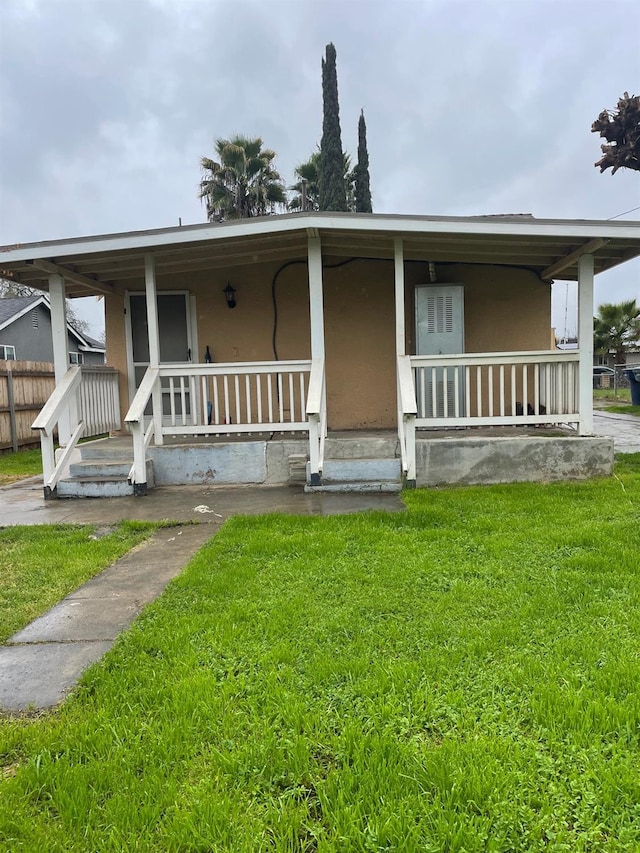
0, 360, 55, 452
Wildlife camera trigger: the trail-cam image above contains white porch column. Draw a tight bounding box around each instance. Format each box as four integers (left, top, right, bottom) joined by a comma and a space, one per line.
394, 238, 405, 356
307, 236, 326, 485
577, 253, 594, 436
144, 253, 163, 445
307, 236, 325, 362
49, 273, 73, 444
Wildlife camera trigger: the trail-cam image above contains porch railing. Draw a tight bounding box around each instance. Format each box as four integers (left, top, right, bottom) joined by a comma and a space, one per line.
125, 359, 324, 491
410, 351, 580, 428
32, 365, 121, 496
396, 356, 417, 484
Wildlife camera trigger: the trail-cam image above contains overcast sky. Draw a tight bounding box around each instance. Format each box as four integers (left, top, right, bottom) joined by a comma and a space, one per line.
1, 0, 639, 337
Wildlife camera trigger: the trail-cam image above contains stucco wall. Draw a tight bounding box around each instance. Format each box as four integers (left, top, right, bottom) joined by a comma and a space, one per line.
105, 258, 551, 431
404, 263, 551, 355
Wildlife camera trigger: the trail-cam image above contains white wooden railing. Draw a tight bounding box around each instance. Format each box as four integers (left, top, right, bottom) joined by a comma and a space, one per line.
32, 365, 121, 496
396, 356, 417, 484
77, 366, 122, 436
125, 360, 324, 490
410, 351, 580, 428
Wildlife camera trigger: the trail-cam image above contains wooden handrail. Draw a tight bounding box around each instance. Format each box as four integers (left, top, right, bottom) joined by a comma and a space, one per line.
124, 366, 159, 425
306, 358, 325, 416
397, 355, 418, 416
410, 350, 579, 367
32, 365, 81, 435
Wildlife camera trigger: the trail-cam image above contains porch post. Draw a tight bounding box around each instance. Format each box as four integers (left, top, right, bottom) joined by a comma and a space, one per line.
307, 236, 325, 362
144, 253, 163, 446
49, 273, 74, 444
307, 236, 326, 485
394, 238, 405, 356
577, 253, 594, 436
394, 239, 416, 486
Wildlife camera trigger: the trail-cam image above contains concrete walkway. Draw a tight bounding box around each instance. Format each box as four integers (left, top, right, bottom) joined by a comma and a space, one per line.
592, 410, 640, 454
0, 483, 404, 713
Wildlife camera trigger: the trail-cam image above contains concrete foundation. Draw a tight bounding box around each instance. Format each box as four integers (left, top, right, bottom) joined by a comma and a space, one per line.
416, 435, 614, 486
55, 431, 616, 497
148, 438, 307, 486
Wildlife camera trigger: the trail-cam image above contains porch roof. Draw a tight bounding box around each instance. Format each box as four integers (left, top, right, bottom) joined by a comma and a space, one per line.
1, 212, 639, 297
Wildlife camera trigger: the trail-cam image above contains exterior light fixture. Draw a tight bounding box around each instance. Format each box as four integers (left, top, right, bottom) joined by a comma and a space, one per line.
223, 282, 237, 309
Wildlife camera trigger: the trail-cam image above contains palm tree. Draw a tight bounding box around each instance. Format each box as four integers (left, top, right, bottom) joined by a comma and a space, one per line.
593, 299, 640, 364
289, 150, 355, 212
288, 152, 321, 211
199, 136, 286, 221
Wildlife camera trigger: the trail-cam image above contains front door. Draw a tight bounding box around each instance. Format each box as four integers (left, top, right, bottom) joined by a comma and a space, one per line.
126, 292, 194, 419
415, 284, 464, 417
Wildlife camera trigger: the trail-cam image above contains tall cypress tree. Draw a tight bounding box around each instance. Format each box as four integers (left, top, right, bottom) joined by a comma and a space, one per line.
354, 109, 372, 213
319, 43, 347, 212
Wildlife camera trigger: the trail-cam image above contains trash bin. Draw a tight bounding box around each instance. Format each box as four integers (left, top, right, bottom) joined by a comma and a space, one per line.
625, 368, 640, 405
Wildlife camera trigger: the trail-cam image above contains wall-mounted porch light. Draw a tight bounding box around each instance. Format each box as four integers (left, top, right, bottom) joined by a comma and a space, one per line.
223, 282, 237, 309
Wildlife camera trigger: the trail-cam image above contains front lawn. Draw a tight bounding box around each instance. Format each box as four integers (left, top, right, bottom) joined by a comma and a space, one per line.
0, 448, 42, 485
0, 522, 158, 643
1, 456, 639, 851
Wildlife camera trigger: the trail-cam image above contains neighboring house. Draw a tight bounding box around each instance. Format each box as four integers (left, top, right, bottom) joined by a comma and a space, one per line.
1, 212, 639, 498
0, 295, 105, 365
593, 349, 640, 369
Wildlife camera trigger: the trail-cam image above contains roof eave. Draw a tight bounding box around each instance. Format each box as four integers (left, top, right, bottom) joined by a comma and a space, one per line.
2, 212, 639, 265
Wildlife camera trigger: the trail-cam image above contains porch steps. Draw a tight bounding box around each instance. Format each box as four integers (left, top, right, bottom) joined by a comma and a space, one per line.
305, 434, 403, 493
56, 438, 153, 498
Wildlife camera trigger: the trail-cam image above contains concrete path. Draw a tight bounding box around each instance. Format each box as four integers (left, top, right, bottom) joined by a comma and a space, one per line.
0, 484, 404, 713
0, 524, 213, 712
592, 410, 640, 454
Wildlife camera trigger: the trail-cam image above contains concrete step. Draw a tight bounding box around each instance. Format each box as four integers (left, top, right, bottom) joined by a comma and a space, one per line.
323, 435, 399, 460
78, 437, 134, 460
315, 457, 402, 483
69, 458, 135, 479
58, 457, 154, 499
305, 457, 402, 494
56, 476, 135, 499
305, 481, 402, 494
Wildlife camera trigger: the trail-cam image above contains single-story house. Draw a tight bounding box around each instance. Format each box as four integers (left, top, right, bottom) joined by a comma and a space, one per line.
1, 212, 639, 498
594, 349, 640, 370
0, 295, 105, 365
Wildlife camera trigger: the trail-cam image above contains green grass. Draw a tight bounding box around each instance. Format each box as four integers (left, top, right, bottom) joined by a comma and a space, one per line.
0, 522, 158, 643
602, 404, 640, 417
2, 457, 640, 851
593, 388, 631, 403
0, 448, 42, 485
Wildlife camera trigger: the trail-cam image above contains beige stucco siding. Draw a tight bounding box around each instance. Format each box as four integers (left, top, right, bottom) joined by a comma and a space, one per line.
323, 259, 397, 429
105, 257, 551, 431
406, 263, 551, 354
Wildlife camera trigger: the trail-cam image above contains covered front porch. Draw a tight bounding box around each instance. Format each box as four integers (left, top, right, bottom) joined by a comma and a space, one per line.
1, 212, 637, 497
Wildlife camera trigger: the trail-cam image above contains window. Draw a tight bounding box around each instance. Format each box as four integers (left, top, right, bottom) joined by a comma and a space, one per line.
69, 352, 83, 364
0, 344, 16, 360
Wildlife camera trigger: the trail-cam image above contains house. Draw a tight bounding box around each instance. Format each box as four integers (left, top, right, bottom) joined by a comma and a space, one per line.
0, 295, 105, 365
1, 212, 639, 498
593, 348, 640, 370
